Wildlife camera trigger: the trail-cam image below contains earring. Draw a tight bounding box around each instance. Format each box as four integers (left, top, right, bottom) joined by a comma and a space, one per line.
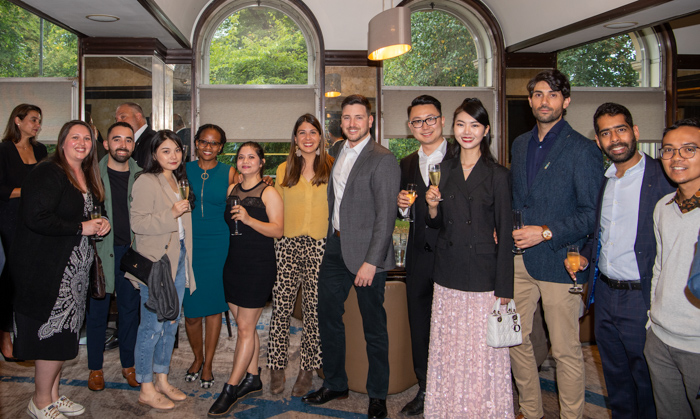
316, 148, 320, 156
295, 146, 302, 157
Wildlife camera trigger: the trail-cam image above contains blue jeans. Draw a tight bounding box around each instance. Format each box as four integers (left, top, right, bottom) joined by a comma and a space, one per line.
135, 240, 187, 384
86, 244, 141, 370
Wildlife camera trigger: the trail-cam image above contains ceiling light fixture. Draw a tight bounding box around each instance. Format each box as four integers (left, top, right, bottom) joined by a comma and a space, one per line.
603, 22, 637, 29
325, 73, 342, 98
367, 2, 412, 61
86, 14, 120, 23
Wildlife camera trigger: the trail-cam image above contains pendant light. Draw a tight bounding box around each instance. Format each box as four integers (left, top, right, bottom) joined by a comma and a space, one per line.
367, 2, 412, 61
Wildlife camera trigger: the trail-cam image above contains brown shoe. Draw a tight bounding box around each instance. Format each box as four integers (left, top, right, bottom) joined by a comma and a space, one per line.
122, 367, 140, 387
269, 369, 285, 395
291, 369, 313, 397
88, 370, 105, 391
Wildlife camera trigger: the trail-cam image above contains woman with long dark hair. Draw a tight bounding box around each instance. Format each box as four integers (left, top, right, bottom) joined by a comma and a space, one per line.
208, 141, 283, 416
127, 130, 195, 410
182, 124, 235, 389
424, 98, 514, 418
267, 114, 333, 396
11, 120, 109, 418
0, 104, 47, 361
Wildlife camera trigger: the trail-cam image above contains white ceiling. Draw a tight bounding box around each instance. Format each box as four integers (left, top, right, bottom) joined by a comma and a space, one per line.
16, 0, 700, 53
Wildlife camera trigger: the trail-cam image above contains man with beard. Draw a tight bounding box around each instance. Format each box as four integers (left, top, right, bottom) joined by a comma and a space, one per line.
86, 122, 142, 391
510, 70, 603, 419
303, 95, 400, 419
565, 103, 673, 418
115, 102, 156, 167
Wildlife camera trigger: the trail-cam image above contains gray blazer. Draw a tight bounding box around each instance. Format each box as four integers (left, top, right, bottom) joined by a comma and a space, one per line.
327, 139, 401, 274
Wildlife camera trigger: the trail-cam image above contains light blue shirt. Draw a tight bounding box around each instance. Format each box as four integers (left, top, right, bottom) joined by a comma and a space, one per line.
599, 152, 645, 280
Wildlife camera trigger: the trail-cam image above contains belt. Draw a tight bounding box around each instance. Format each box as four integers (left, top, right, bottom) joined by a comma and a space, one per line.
600, 274, 642, 290
334, 229, 341, 237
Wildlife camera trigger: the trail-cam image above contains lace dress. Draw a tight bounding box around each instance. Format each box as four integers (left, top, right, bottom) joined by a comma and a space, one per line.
13, 193, 93, 361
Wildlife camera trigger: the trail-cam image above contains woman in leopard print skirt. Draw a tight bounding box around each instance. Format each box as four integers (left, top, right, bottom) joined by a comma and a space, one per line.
267, 114, 334, 397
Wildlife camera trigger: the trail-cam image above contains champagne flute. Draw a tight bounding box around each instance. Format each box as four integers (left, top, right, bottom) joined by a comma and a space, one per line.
90, 205, 103, 241
512, 210, 524, 254
567, 244, 583, 294
178, 179, 190, 212
428, 164, 443, 201
227, 195, 242, 236
401, 183, 418, 222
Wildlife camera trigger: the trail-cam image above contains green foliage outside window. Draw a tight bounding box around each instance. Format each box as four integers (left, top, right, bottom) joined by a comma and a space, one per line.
209, 8, 308, 85
0, 0, 78, 77
218, 142, 290, 177
388, 138, 421, 162
557, 35, 639, 87
384, 11, 478, 87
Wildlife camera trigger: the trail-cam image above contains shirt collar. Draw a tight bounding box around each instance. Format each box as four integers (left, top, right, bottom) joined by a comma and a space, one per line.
531, 118, 567, 144
604, 151, 645, 179
417, 138, 447, 160
134, 124, 148, 141
667, 187, 700, 213
343, 134, 372, 155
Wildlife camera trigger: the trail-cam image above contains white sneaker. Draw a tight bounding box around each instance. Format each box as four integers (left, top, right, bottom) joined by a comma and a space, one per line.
53, 396, 85, 416
27, 399, 67, 419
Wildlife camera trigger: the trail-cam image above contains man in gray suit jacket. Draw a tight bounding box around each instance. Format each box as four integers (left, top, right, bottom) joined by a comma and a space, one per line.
302, 95, 401, 419
510, 70, 603, 419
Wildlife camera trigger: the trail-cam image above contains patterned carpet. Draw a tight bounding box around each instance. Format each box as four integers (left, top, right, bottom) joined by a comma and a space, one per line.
0, 305, 612, 418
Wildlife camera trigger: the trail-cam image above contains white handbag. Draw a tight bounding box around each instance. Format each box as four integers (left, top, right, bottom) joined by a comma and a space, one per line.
486, 299, 523, 348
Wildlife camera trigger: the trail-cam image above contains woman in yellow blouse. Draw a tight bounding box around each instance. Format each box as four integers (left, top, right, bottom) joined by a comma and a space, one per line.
267, 113, 334, 397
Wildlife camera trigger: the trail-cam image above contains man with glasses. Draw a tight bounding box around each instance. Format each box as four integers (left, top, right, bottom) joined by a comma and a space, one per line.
566, 103, 673, 418
643, 118, 700, 418
396, 95, 457, 416
86, 122, 142, 391
509, 70, 603, 419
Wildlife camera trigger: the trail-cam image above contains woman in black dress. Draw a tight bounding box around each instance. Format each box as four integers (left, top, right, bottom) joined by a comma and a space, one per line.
0, 104, 47, 361
11, 120, 110, 418
208, 141, 283, 417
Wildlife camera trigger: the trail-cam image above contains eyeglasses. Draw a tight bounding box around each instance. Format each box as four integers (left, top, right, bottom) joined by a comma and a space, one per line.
659, 145, 697, 160
197, 139, 223, 148
409, 115, 441, 128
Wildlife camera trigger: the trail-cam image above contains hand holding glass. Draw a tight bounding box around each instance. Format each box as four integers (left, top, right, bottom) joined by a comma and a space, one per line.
428, 164, 443, 201
227, 196, 242, 236
512, 210, 524, 254
401, 183, 418, 222
90, 205, 103, 241
178, 179, 190, 212
567, 245, 583, 294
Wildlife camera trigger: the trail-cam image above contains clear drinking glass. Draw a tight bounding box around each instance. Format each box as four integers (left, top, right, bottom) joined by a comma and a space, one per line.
512, 210, 524, 254
227, 195, 242, 236
428, 164, 443, 202
90, 205, 103, 241
567, 244, 583, 293
401, 183, 418, 222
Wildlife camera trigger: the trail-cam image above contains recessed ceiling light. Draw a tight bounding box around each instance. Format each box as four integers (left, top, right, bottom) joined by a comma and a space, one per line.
603, 22, 637, 29
86, 14, 120, 23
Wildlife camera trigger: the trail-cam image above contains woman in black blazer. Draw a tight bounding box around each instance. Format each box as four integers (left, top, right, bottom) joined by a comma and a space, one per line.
423, 98, 514, 418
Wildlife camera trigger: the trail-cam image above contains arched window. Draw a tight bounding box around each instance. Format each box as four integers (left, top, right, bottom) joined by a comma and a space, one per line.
382, 0, 499, 161
196, 0, 323, 175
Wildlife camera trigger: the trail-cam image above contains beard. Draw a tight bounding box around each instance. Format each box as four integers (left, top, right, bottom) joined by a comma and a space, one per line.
532, 106, 563, 124
109, 148, 132, 163
603, 136, 638, 163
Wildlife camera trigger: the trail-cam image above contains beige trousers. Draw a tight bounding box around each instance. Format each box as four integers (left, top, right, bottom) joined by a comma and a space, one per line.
509, 255, 585, 419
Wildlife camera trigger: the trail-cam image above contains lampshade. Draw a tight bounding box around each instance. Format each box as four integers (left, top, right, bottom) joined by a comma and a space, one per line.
368, 7, 412, 61
325, 73, 341, 98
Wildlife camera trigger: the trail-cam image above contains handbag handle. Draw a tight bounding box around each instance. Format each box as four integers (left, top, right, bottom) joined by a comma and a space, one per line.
491, 298, 518, 315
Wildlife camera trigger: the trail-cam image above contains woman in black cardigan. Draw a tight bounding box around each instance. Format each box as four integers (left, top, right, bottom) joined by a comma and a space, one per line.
10, 120, 110, 419
0, 104, 47, 361
423, 98, 514, 418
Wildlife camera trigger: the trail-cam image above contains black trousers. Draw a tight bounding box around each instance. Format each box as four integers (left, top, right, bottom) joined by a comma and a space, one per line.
405, 250, 434, 391
317, 233, 389, 399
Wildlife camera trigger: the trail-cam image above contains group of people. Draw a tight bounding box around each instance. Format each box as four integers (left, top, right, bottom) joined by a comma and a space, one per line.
0, 67, 698, 419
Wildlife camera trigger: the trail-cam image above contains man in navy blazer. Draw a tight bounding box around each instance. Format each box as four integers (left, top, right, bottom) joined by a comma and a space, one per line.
510, 70, 603, 419
566, 103, 673, 418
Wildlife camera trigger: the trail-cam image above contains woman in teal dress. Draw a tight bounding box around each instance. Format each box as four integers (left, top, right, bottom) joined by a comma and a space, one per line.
184, 124, 237, 389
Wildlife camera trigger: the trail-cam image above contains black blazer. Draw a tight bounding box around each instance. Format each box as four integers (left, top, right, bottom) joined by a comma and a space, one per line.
399, 141, 458, 274
426, 156, 514, 297
10, 162, 101, 321
581, 154, 674, 310
132, 126, 157, 168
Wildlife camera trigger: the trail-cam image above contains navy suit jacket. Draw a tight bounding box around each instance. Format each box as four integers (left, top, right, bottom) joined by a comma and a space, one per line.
132, 126, 157, 168
511, 120, 604, 284
581, 154, 674, 310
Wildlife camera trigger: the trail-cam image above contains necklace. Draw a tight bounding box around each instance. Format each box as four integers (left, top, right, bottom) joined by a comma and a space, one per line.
199, 163, 214, 217
462, 164, 475, 171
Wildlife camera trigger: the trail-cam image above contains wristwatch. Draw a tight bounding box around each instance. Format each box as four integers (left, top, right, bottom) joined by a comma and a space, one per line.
541, 225, 552, 241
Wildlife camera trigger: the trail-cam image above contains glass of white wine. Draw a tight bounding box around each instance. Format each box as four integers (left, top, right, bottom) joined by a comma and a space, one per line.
567, 244, 583, 294
90, 205, 103, 241
428, 163, 443, 201
178, 179, 190, 212
401, 183, 418, 222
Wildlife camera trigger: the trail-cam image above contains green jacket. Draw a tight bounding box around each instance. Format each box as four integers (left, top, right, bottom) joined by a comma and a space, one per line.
96, 156, 141, 293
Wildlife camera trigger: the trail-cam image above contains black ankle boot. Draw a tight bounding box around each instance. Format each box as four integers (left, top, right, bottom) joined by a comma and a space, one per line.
208, 383, 238, 417
236, 367, 263, 399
